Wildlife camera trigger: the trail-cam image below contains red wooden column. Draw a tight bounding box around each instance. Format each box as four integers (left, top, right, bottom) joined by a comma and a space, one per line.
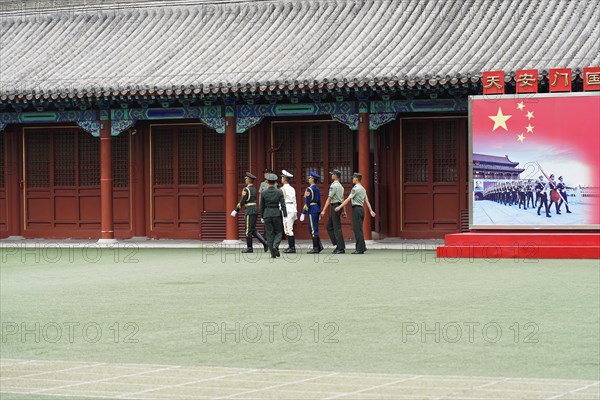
358, 105, 372, 240
132, 125, 146, 237
5, 128, 22, 237
224, 109, 238, 242
99, 112, 116, 242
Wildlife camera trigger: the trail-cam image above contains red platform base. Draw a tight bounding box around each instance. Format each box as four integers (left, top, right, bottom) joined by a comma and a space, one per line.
437, 232, 600, 259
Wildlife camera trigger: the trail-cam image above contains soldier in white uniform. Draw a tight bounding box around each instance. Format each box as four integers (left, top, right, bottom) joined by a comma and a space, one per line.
280, 170, 297, 253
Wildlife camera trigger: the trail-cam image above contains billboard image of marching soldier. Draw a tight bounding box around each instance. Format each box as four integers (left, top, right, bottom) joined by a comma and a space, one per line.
469, 92, 600, 229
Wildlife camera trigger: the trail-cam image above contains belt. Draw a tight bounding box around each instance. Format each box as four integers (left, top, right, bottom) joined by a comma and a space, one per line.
286, 202, 294, 204
332, 202, 341, 206
352, 205, 363, 208
266, 206, 279, 208
246, 202, 256, 206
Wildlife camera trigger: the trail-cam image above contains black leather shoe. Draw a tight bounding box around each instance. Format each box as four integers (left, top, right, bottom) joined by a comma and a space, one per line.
283, 248, 296, 253
275, 248, 281, 257
263, 243, 269, 252
351, 250, 364, 254
333, 249, 345, 254
241, 248, 253, 253
567, 210, 572, 213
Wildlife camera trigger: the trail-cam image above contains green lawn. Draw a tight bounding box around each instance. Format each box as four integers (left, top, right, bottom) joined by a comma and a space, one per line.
1, 248, 598, 380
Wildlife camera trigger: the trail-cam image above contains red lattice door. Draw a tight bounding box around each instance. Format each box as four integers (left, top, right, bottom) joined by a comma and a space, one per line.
402, 118, 467, 238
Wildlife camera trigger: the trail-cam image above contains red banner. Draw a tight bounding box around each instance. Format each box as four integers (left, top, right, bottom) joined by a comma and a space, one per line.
515, 69, 538, 93
583, 67, 600, 91
549, 68, 572, 92
482, 71, 505, 95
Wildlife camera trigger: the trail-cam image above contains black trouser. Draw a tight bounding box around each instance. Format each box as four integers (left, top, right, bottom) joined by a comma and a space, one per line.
264, 216, 283, 252
558, 191, 570, 212
245, 214, 266, 247
326, 203, 345, 250
352, 205, 366, 252
526, 192, 533, 208
537, 193, 549, 216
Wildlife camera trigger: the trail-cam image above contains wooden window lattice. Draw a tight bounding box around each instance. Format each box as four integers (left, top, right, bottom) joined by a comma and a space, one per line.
112, 133, 129, 188
404, 123, 429, 183
0, 134, 4, 188
27, 133, 50, 188
203, 129, 224, 185
301, 125, 324, 180
79, 132, 100, 186
433, 121, 457, 182
54, 131, 76, 187
237, 133, 249, 183
153, 128, 174, 185
328, 124, 353, 183
274, 125, 296, 178
178, 128, 199, 185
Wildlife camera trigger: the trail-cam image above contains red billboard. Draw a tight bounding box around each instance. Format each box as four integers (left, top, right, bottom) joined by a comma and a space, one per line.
470, 92, 600, 229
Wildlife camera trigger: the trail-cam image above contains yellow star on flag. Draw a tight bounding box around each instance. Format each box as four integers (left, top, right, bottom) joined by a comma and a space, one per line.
516, 102, 525, 111
526, 111, 534, 120
526, 124, 534, 133
488, 107, 512, 131
517, 134, 526, 142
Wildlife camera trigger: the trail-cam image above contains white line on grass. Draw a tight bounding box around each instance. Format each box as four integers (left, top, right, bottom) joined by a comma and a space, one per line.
29, 365, 181, 394
215, 371, 338, 399
0, 362, 106, 381
545, 381, 600, 400
323, 375, 421, 400
117, 368, 257, 398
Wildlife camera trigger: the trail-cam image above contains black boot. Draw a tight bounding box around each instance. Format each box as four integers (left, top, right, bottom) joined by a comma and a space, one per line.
566, 205, 572, 213
284, 236, 296, 253
317, 237, 324, 252
241, 237, 253, 253
307, 237, 320, 254
255, 231, 268, 252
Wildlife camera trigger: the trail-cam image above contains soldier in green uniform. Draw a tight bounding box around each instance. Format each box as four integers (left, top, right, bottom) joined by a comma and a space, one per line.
259, 168, 277, 199
260, 173, 288, 258
231, 172, 268, 253
321, 169, 347, 254
335, 172, 376, 254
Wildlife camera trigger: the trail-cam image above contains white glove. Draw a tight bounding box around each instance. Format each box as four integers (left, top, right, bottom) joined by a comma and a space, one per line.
260, 218, 264, 224
283, 216, 288, 224
230, 210, 237, 217
300, 214, 305, 222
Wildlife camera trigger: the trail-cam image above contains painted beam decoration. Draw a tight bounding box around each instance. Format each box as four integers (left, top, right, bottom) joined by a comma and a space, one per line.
469, 92, 600, 229
0, 110, 101, 136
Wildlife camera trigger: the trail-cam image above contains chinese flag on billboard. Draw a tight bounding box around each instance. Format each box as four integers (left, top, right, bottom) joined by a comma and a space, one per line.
470, 93, 600, 229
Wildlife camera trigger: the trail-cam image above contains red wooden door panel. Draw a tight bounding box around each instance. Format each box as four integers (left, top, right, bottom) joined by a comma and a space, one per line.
23, 128, 131, 238
402, 118, 467, 238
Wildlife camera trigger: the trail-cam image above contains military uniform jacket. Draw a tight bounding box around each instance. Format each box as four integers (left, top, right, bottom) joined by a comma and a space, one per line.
235, 185, 258, 215
281, 183, 297, 214
302, 184, 321, 214
260, 187, 288, 219
535, 181, 544, 193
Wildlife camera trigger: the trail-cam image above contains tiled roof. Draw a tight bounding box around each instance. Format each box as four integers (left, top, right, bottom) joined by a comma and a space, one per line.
473, 153, 521, 166
1, 0, 599, 99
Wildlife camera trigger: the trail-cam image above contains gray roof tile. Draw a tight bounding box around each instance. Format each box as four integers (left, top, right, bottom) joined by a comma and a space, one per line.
1, 0, 599, 99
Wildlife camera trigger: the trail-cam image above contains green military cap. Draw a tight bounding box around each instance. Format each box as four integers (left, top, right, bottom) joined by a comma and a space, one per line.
244, 172, 256, 180
329, 169, 342, 177
266, 173, 278, 182
353, 172, 362, 179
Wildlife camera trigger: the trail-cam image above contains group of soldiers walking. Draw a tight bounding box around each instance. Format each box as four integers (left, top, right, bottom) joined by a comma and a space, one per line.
482, 175, 572, 218
231, 168, 376, 259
